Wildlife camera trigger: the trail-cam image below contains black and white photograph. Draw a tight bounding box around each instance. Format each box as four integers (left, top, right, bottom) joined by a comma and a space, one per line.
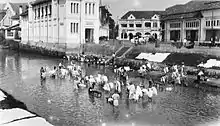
1, 0, 220, 125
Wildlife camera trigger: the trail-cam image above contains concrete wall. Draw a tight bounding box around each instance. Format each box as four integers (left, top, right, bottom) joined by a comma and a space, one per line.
21, 0, 100, 51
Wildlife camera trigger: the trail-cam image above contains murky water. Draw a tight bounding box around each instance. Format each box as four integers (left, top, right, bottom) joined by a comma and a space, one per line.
1, 49, 220, 126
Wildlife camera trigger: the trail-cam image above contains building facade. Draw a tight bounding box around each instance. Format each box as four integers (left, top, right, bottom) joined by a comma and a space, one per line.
21, 0, 100, 50
118, 11, 164, 41
0, 2, 27, 40
163, 1, 220, 44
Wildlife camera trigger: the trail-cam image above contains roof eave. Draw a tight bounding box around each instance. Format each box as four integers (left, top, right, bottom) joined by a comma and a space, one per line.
30, 0, 51, 6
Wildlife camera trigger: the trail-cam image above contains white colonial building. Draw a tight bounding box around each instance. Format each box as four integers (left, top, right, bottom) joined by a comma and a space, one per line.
21, 0, 100, 50
118, 11, 164, 41
163, 0, 220, 45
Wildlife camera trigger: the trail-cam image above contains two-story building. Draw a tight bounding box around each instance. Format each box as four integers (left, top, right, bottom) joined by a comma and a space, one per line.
118, 11, 164, 41
21, 0, 100, 51
162, 0, 220, 44
0, 2, 28, 40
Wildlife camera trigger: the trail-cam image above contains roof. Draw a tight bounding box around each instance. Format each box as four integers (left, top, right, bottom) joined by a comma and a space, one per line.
11, 14, 19, 19
7, 23, 20, 30
120, 11, 165, 20
9, 2, 28, 15
30, 0, 52, 5
0, 10, 6, 21
165, 0, 220, 15
162, 11, 203, 21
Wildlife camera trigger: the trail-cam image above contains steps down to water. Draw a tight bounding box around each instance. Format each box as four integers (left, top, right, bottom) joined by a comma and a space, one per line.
115, 46, 131, 57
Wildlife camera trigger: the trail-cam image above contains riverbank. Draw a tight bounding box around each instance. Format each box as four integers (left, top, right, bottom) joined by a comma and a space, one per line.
0, 89, 53, 126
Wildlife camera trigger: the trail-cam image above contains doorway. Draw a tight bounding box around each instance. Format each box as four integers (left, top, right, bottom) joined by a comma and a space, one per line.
85, 28, 94, 43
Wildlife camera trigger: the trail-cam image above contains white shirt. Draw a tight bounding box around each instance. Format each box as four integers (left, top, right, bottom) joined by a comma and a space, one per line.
198, 71, 204, 76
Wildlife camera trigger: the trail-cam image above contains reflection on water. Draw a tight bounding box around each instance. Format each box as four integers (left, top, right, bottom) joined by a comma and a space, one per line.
1, 49, 220, 126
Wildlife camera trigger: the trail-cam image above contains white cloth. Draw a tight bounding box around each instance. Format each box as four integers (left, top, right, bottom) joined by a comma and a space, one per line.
109, 82, 114, 89
151, 87, 158, 96
59, 63, 62, 67
103, 83, 111, 92
128, 84, 135, 99
113, 99, 119, 106
115, 81, 121, 93
112, 93, 120, 100
198, 71, 204, 76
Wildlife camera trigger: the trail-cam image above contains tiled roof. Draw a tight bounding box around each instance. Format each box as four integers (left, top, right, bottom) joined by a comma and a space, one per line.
165, 0, 220, 15
162, 11, 203, 21
30, 0, 51, 5
120, 11, 165, 20
0, 10, 6, 21
11, 14, 19, 19
9, 2, 28, 15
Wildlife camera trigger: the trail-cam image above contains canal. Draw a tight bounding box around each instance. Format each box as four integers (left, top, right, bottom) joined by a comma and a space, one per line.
1, 49, 220, 126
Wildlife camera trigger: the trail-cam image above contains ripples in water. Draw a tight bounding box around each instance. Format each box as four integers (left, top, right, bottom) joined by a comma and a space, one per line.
1, 49, 220, 126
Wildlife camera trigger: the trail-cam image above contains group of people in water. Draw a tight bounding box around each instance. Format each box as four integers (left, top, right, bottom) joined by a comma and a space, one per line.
39, 52, 211, 109
39, 58, 160, 108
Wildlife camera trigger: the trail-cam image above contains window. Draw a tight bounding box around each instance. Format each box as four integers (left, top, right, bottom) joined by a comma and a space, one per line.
92, 3, 95, 14
121, 24, 127, 27
38, 8, 40, 17
74, 3, 76, 13
206, 20, 211, 27
170, 23, 181, 28
45, 6, 48, 16
76, 23, 79, 33
89, 3, 91, 14
71, 23, 73, 33
136, 24, 142, 28
71, 3, 73, 13
129, 24, 134, 27
74, 23, 76, 32
145, 22, 151, 27
71, 23, 79, 33
217, 20, 220, 26
85, 3, 87, 14
76, 3, 79, 13
41, 7, 44, 17
34, 9, 37, 19
49, 5, 52, 15
153, 22, 157, 27
186, 21, 199, 28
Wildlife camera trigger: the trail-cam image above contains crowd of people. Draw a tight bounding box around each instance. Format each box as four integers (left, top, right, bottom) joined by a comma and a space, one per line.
39, 52, 211, 109
39, 58, 160, 108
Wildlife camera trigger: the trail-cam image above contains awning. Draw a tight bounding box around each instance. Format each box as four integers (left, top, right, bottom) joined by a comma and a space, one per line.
7, 24, 21, 30
136, 53, 170, 62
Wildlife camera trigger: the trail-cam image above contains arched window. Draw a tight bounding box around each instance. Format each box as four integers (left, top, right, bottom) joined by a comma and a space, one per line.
121, 33, 124, 38
129, 33, 133, 40
124, 33, 128, 39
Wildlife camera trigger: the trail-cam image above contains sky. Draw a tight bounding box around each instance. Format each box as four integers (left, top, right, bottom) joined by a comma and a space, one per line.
0, 0, 193, 20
